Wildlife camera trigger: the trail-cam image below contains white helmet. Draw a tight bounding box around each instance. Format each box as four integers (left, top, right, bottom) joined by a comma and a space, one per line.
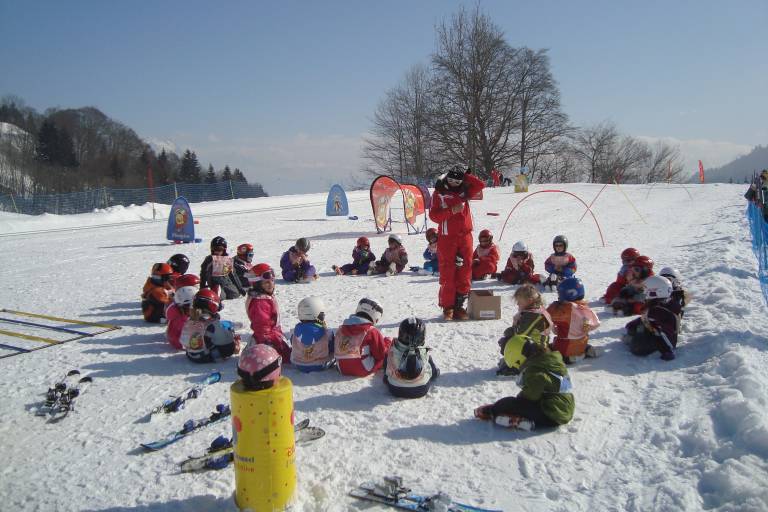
659, 267, 680, 281
297, 296, 326, 322
174, 286, 197, 306
644, 275, 673, 299
388, 234, 403, 246
512, 241, 528, 253
355, 298, 383, 324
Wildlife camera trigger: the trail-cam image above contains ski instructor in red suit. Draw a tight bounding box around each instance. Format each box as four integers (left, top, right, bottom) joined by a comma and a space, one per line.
429, 166, 485, 321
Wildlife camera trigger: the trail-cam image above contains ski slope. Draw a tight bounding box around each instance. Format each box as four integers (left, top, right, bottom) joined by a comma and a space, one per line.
1, 183, 766, 512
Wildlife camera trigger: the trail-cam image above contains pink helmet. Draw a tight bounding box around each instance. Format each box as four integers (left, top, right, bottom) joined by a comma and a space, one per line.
237, 343, 281, 390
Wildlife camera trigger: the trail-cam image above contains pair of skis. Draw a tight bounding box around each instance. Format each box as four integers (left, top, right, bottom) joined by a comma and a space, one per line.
146, 371, 221, 419
349, 477, 501, 512
140, 404, 231, 451
35, 369, 93, 423
179, 418, 325, 472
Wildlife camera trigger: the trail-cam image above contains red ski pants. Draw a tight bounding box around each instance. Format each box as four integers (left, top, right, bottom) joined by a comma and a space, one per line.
437, 232, 473, 308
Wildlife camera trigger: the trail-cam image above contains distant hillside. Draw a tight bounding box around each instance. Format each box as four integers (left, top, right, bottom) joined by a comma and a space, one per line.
0, 95, 267, 197
689, 145, 768, 183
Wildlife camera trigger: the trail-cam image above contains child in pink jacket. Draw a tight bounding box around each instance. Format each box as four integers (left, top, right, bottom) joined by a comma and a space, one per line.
165, 274, 199, 350
245, 263, 291, 361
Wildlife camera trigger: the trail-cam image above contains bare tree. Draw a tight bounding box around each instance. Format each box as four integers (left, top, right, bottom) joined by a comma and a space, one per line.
363, 64, 437, 182
644, 140, 685, 183
571, 122, 619, 182
431, 6, 522, 179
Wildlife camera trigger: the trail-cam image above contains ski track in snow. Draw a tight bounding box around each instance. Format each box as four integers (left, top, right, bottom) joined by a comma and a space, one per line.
1, 184, 766, 511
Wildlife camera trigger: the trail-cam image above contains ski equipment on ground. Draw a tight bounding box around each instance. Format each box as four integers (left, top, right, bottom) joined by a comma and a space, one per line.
141, 404, 231, 451
179, 419, 323, 473
149, 371, 221, 417
349, 477, 502, 512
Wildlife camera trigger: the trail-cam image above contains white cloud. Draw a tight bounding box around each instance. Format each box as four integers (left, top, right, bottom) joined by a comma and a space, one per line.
637, 135, 752, 172
144, 137, 177, 154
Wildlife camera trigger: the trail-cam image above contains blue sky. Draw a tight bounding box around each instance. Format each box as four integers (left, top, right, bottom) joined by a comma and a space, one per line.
1, 0, 766, 194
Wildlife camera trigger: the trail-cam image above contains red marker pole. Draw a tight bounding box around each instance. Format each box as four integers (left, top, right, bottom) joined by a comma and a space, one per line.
147, 164, 156, 220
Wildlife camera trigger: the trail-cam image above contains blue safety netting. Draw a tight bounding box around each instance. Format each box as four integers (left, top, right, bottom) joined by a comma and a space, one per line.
0, 181, 267, 216
746, 201, 768, 307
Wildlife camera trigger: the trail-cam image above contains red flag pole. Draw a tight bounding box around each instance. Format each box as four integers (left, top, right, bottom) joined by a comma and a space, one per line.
147, 164, 156, 220
698, 160, 705, 183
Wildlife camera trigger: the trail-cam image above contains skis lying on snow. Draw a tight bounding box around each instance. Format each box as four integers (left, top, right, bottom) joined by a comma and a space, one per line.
148, 371, 221, 418
35, 369, 94, 422
349, 477, 501, 512
141, 404, 230, 451
179, 418, 325, 472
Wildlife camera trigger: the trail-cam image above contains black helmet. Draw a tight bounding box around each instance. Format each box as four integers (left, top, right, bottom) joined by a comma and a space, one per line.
167, 254, 190, 275
210, 236, 227, 252
446, 166, 465, 182
295, 237, 311, 253
553, 235, 568, 252
398, 317, 426, 347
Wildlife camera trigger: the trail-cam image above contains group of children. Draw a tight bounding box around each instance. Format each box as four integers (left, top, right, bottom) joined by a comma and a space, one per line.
140, 229, 689, 431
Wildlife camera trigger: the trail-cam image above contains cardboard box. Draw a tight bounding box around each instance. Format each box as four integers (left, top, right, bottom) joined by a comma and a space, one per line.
468, 289, 501, 320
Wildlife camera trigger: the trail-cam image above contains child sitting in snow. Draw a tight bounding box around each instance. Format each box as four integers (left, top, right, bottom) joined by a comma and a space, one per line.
233, 243, 254, 290
497, 284, 552, 376
422, 228, 439, 274
547, 277, 600, 364
624, 275, 679, 361
165, 274, 199, 350
290, 296, 335, 372
167, 254, 190, 288
611, 255, 654, 316
543, 235, 577, 289
475, 329, 574, 430
181, 288, 241, 363
245, 263, 291, 361
499, 241, 540, 285
334, 298, 392, 377
333, 236, 376, 276
383, 317, 440, 399
141, 262, 174, 323
200, 236, 245, 300
471, 229, 500, 280
602, 248, 639, 305
659, 267, 690, 318
369, 234, 408, 276
280, 237, 317, 283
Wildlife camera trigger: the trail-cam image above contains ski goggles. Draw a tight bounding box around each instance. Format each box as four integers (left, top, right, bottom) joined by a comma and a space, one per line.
249, 270, 275, 282
446, 177, 463, 186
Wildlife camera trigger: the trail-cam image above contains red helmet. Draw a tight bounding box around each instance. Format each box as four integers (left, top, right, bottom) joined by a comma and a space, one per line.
175, 273, 200, 288
237, 243, 254, 262
634, 255, 654, 271
425, 228, 438, 242
245, 263, 275, 284
621, 247, 640, 262
356, 236, 370, 249
193, 288, 221, 314
479, 229, 493, 243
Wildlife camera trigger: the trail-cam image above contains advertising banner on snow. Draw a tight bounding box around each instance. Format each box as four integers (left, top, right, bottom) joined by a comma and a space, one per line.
370, 176, 400, 232
400, 184, 426, 227
325, 184, 349, 216
166, 196, 196, 242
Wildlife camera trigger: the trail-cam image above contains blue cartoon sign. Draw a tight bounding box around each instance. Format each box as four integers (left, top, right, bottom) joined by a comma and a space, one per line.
166, 196, 196, 242
326, 184, 349, 216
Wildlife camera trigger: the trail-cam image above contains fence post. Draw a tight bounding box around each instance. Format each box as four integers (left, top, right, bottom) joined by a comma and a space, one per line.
229, 180, 235, 200
174, 182, 178, 199
10, 194, 19, 213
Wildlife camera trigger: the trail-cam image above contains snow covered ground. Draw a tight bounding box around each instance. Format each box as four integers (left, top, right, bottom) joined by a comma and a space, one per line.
1, 183, 766, 512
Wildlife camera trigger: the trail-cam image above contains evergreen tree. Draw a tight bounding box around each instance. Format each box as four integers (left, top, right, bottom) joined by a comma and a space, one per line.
221, 165, 233, 182
110, 154, 124, 183
179, 149, 202, 183
204, 163, 217, 184
36, 120, 58, 163
55, 126, 78, 168
157, 148, 171, 183
233, 168, 248, 183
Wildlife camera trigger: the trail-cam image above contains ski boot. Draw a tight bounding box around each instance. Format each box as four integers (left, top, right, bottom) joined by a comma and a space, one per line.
332, 265, 344, 275
442, 307, 454, 321
453, 294, 469, 320
473, 404, 494, 421
386, 262, 397, 276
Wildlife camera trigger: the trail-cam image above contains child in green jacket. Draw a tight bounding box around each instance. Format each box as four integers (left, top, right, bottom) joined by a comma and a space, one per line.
476, 334, 574, 430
